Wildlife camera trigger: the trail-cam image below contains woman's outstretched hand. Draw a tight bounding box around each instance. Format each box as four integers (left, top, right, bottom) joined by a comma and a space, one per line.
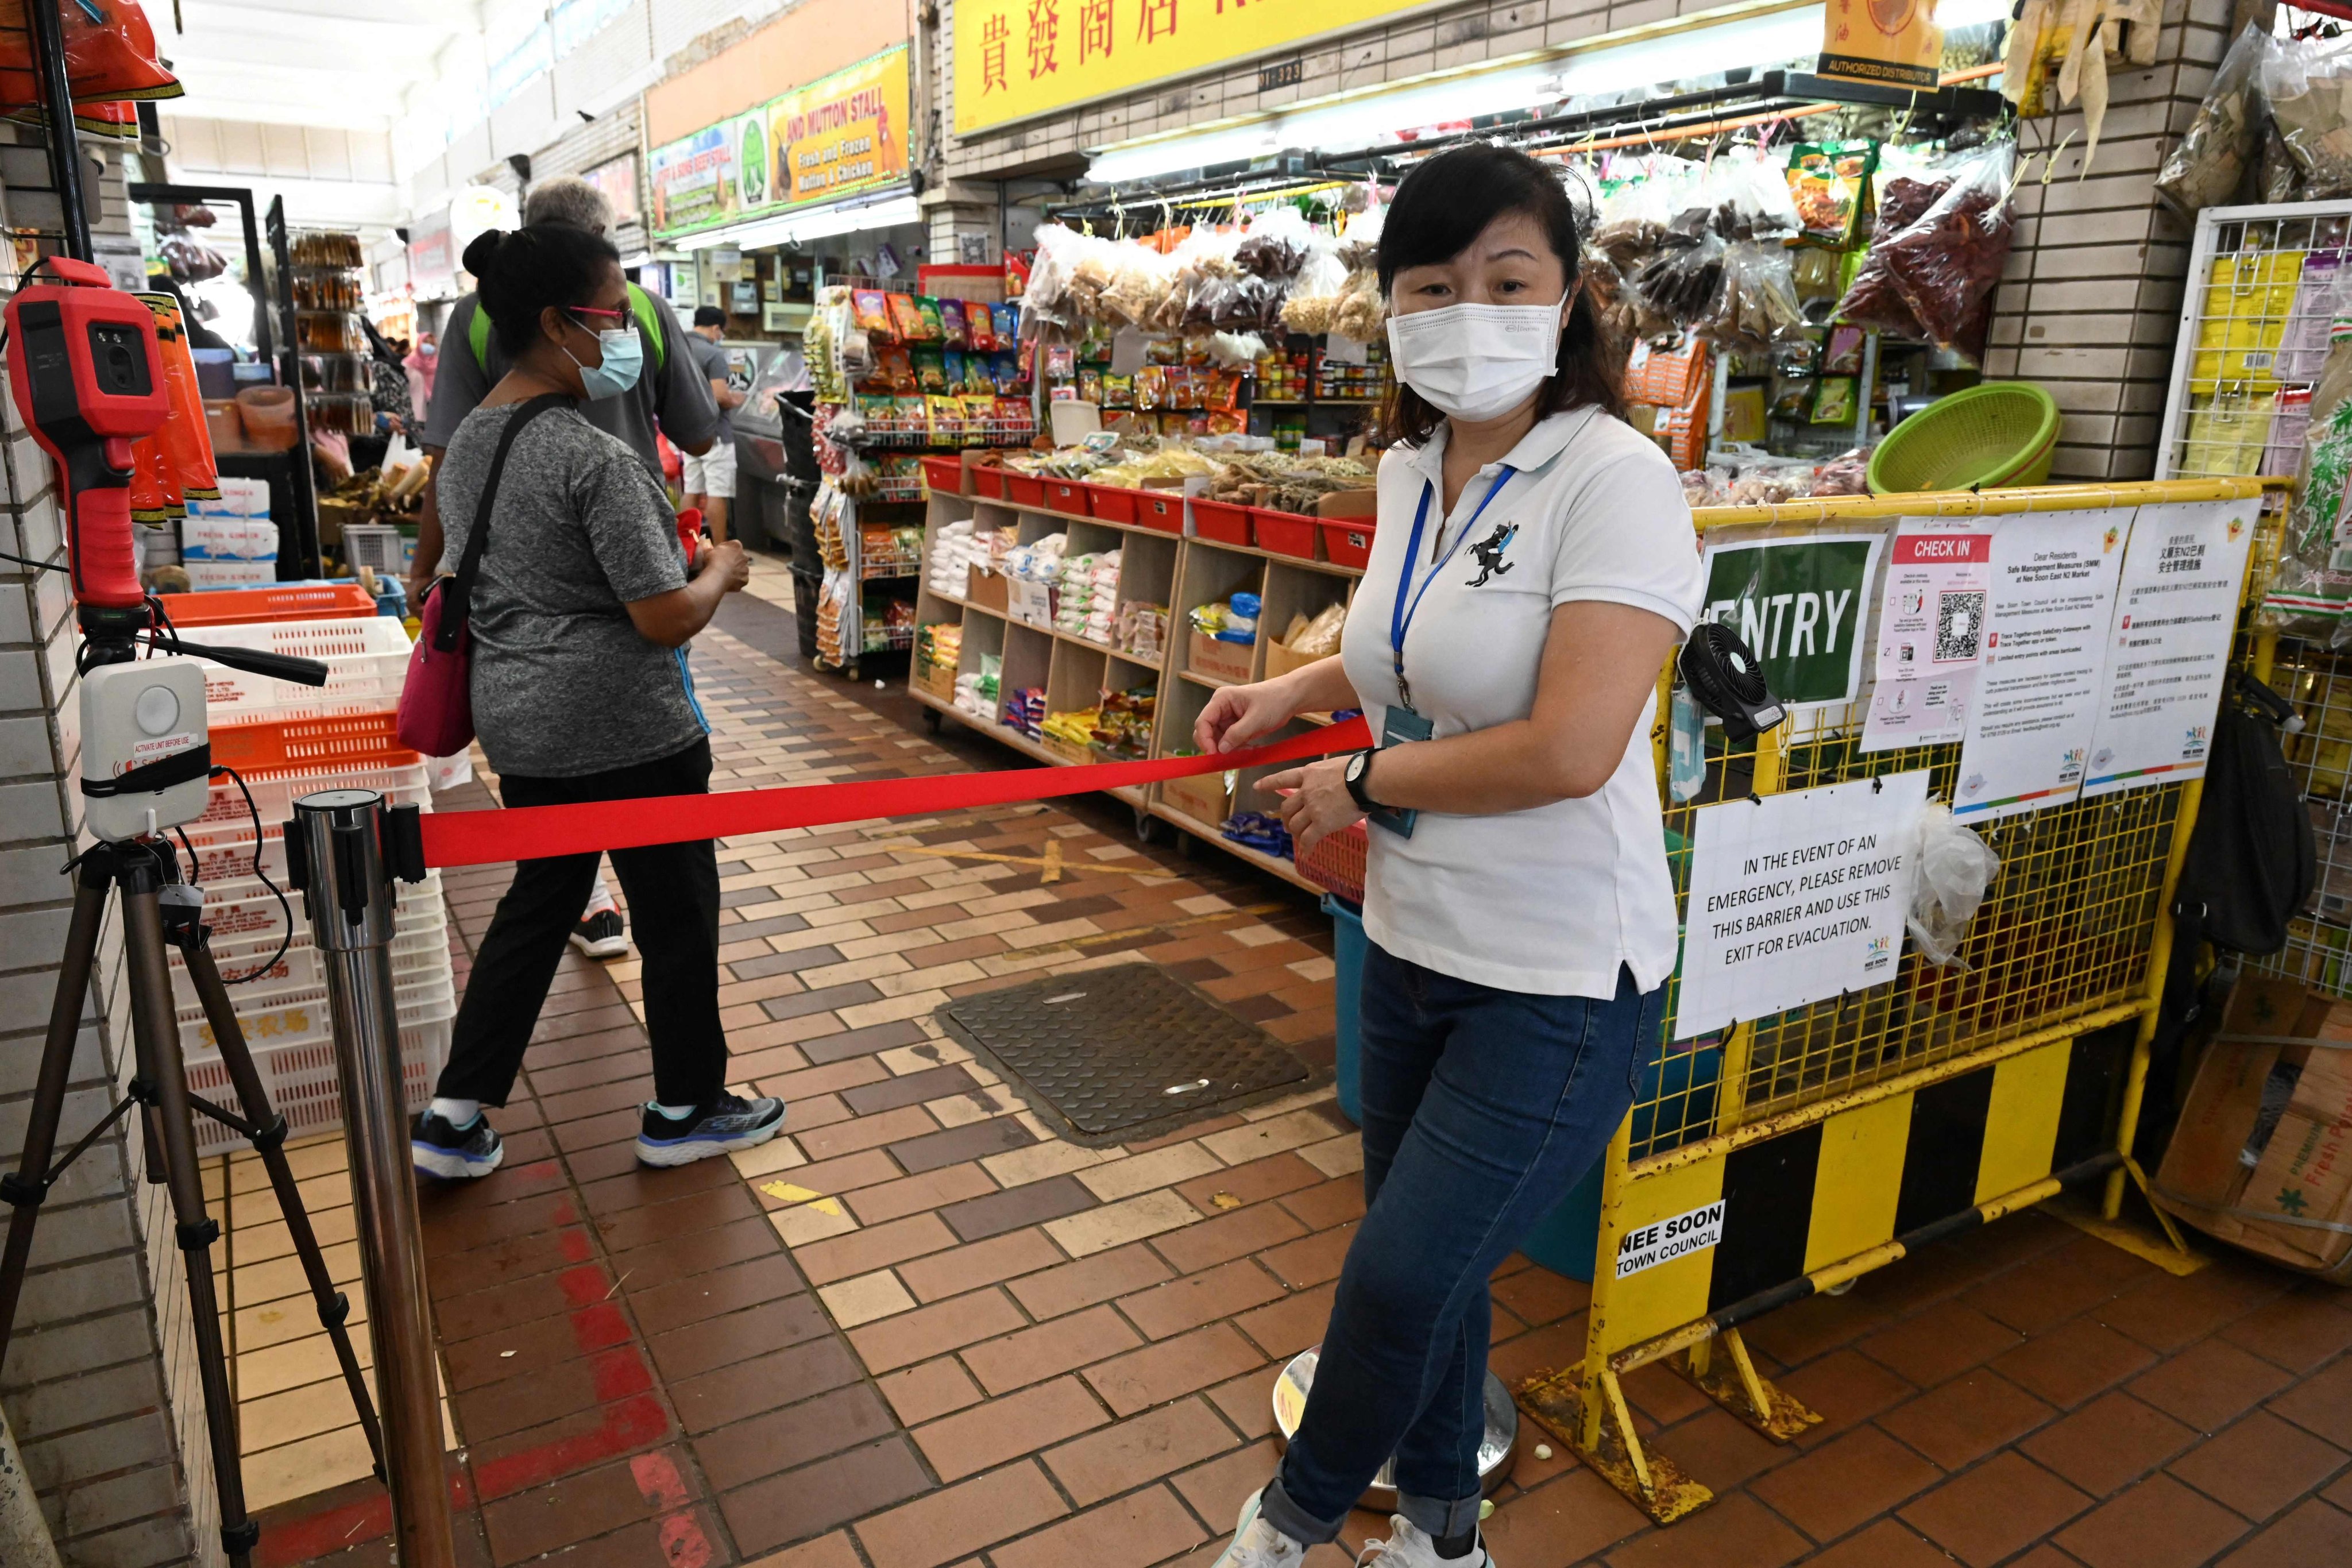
1194, 678, 1299, 755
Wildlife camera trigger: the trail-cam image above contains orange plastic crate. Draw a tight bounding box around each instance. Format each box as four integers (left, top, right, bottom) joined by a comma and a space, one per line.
160, 584, 378, 627
210, 710, 419, 772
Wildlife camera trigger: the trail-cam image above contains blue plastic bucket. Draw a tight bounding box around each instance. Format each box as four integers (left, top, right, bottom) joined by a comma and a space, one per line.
1324, 894, 1366, 1125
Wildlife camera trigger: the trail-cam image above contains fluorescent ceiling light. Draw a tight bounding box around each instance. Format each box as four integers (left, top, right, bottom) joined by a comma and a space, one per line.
675, 192, 922, 251
1084, 2, 1832, 175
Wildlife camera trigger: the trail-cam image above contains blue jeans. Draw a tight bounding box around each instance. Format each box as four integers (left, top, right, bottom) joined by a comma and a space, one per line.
1260, 943, 1662, 1544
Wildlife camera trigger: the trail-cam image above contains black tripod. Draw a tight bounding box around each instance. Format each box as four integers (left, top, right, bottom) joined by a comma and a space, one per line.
0, 836, 383, 1567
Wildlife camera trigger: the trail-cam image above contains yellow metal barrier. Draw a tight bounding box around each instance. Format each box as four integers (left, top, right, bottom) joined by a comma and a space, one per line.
1522, 476, 2277, 1523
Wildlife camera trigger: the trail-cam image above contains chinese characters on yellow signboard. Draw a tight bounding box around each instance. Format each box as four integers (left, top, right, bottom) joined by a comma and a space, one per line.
649, 46, 912, 238
953, 0, 1435, 136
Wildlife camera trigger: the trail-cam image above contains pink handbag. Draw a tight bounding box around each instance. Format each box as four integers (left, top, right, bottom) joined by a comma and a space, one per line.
396, 396, 562, 756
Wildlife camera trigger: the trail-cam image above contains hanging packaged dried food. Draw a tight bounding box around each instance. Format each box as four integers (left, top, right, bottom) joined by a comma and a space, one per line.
1835, 148, 1967, 343
1874, 141, 2018, 349
1787, 140, 1876, 249
2264, 32, 2352, 200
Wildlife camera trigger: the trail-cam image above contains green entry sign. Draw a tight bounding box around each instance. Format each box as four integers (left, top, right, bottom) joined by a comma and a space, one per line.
1700, 534, 1885, 708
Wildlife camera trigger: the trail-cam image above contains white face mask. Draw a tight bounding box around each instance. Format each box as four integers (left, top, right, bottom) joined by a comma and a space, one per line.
1385, 300, 1566, 423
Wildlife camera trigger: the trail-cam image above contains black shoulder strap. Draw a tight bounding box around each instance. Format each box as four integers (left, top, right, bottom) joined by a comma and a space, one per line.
432, 393, 567, 651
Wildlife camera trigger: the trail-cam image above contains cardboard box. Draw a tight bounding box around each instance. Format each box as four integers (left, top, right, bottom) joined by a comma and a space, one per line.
180, 515, 278, 561
1187, 628, 1256, 684
1161, 767, 1235, 827
2153, 978, 2352, 1277
1315, 487, 1377, 520
1007, 577, 1056, 627
965, 564, 1010, 613
181, 558, 276, 589
1263, 635, 1322, 681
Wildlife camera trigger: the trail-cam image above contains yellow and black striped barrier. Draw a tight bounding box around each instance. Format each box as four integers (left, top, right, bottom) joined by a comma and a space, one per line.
1522, 477, 2282, 1524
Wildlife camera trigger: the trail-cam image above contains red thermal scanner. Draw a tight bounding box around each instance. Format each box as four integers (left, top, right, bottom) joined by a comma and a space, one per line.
5, 258, 169, 611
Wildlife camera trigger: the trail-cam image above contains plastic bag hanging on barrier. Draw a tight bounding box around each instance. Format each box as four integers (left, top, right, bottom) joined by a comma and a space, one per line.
1907, 801, 2001, 968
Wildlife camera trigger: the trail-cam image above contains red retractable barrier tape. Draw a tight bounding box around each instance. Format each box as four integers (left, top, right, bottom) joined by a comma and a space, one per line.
419, 716, 1371, 870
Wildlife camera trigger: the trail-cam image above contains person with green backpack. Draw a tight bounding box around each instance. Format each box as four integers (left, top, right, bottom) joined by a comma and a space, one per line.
412, 175, 724, 959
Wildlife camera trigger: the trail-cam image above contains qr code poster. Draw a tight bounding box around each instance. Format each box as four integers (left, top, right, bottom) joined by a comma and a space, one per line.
1862, 519, 1996, 753
1936, 589, 1987, 663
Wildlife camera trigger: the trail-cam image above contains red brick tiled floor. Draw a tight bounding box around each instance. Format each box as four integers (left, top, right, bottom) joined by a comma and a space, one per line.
253, 611, 2352, 1568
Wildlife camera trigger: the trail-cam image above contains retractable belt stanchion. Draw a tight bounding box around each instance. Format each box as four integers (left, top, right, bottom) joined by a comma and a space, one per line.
286, 792, 453, 1568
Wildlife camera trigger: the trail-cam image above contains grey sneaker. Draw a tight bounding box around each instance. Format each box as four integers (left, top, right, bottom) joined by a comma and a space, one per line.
1357, 1515, 1492, 1567
411, 1110, 503, 1180
635, 1092, 787, 1167
1212, 1490, 1304, 1568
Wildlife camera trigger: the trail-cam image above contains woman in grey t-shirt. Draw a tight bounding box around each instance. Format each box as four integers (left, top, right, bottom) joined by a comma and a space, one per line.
410, 223, 787, 1181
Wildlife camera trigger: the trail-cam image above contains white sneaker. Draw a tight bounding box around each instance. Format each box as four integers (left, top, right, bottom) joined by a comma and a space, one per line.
1356, 1515, 1492, 1568
1212, 1490, 1305, 1568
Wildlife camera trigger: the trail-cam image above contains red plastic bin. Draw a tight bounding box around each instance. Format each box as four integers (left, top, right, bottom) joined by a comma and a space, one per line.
160, 584, 377, 627
1003, 473, 1048, 509
1086, 483, 1139, 524
1192, 499, 1252, 546
1041, 478, 1092, 517
919, 455, 967, 496
970, 462, 1010, 501
1130, 490, 1184, 534
1296, 820, 1367, 903
1320, 517, 1377, 569
1252, 508, 1320, 561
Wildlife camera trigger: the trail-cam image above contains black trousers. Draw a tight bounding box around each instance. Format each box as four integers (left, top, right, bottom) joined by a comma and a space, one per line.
435, 738, 727, 1109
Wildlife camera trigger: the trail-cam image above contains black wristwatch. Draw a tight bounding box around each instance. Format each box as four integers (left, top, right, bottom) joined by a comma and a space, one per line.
1343, 749, 1380, 812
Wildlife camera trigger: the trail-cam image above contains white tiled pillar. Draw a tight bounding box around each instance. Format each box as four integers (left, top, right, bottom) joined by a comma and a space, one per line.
0, 127, 208, 1568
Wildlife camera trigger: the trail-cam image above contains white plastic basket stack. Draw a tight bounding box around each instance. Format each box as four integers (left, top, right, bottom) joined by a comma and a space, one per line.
181, 615, 455, 1156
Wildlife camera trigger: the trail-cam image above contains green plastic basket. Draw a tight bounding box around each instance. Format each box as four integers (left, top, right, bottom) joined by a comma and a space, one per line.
1867, 381, 2061, 495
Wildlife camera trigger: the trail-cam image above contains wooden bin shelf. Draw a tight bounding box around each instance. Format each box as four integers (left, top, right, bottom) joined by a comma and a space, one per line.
911, 488, 1365, 893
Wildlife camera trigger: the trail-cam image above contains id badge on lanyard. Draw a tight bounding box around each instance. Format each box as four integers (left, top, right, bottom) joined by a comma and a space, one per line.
1377, 466, 1517, 839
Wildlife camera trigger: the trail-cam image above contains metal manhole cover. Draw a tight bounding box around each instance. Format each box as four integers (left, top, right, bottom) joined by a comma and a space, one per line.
937, 963, 1312, 1145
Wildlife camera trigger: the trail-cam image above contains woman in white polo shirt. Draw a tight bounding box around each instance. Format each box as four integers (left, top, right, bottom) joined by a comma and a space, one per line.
1196, 143, 1704, 1568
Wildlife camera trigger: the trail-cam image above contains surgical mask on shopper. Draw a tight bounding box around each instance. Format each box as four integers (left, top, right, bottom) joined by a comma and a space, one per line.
1385, 300, 1565, 423
565, 322, 644, 400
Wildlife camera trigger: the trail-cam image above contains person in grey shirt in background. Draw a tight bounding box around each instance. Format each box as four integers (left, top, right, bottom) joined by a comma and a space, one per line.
408, 173, 723, 960
683, 306, 747, 543
410, 221, 783, 1182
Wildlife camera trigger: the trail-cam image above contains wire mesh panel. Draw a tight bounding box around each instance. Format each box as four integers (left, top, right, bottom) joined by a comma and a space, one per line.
2246, 637, 2352, 994
2156, 200, 2352, 492
1637, 643, 2182, 1161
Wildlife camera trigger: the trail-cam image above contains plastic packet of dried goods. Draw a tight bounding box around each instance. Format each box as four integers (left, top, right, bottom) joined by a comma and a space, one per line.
2158, 24, 2274, 213
1099, 243, 1175, 328
1632, 226, 1725, 331
2265, 32, 2352, 200
1335, 205, 1384, 272
1702, 240, 1808, 352
1592, 159, 1689, 269
1025, 224, 1084, 325
1876, 140, 2018, 349
1235, 206, 1312, 279
1704, 150, 1802, 244
1812, 447, 1872, 496
1832, 146, 1955, 339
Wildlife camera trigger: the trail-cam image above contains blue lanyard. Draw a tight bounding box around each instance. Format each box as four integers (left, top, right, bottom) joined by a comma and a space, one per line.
1389, 465, 1516, 708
